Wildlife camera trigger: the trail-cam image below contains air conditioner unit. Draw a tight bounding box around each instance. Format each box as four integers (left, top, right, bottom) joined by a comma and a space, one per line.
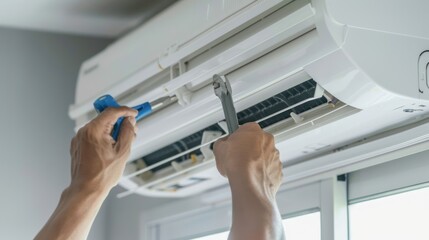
69, 0, 429, 198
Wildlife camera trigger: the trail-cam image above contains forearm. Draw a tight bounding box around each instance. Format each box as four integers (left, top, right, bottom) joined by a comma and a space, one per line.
35, 185, 108, 240
228, 174, 285, 240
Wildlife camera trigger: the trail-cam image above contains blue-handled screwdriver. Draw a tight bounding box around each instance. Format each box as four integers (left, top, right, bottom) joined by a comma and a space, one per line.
93, 94, 177, 141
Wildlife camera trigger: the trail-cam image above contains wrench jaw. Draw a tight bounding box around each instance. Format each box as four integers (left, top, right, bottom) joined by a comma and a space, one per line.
213, 74, 234, 99
213, 74, 228, 97
213, 74, 240, 134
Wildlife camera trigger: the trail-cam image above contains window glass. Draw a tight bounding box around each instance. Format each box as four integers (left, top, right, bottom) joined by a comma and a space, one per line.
350, 186, 429, 240
192, 212, 320, 240
192, 231, 229, 240
282, 212, 320, 240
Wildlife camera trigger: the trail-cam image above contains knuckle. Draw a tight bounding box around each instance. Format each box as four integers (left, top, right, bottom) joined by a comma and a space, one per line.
264, 133, 275, 143
213, 140, 222, 152
119, 106, 138, 115
116, 106, 128, 113
101, 107, 116, 116
103, 106, 137, 119
87, 125, 97, 135
81, 125, 97, 142
121, 119, 132, 130
124, 106, 135, 111
105, 107, 117, 113
76, 126, 87, 139
213, 136, 228, 151
242, 122, 261, 130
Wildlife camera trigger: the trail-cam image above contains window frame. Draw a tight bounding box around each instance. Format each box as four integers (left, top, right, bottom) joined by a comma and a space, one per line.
145, 182, 322, 240
348, 149, 429, 204
348, 183, 429, 240
191, 211, 322, 240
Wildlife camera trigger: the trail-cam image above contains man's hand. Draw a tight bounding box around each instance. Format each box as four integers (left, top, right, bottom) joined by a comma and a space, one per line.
213, 122, 285, 240
213, 122, 282, 199
70, 107, 138, 194
35, 107, 137, 240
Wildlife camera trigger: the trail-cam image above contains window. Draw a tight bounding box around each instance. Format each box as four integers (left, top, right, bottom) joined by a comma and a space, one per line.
192, 212, 320, 240
349, 186, 429, 240
282, 212, 320, 240
192, 231, 229, 240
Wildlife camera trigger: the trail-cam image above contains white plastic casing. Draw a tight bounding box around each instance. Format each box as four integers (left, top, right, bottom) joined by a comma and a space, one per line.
70, 0, 429, 197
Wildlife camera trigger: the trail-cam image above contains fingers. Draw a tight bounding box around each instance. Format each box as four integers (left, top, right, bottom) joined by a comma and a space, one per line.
115, 117, 137, 157
94, 106, 138, 133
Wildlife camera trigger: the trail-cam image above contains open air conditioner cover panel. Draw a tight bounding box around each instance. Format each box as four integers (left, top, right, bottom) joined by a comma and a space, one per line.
130, 79, 327, 174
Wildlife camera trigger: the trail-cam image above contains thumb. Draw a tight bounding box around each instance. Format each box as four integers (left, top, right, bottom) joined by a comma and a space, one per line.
115, 117, 137, 157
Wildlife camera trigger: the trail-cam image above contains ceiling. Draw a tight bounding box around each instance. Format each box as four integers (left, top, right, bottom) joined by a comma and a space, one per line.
0, 0, 178, 38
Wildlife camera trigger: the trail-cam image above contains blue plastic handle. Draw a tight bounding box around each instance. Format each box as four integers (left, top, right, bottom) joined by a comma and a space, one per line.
93, 95, 152, 141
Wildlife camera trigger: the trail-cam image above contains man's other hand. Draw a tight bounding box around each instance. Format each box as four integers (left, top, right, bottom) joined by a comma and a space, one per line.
213, 122, 285, 240
35, 106, 138, 240
213, 122, 282, 198
69, 106, 138, 193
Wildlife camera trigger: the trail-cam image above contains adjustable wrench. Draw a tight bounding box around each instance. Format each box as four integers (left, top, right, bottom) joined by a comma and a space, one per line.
213, 74, 239, 134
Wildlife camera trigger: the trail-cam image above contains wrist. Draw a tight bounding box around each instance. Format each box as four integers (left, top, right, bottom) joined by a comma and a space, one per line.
228, 172, 283, 240
228, 170, 277, 203
64, 182, 110, 201
38, 181, 109, 240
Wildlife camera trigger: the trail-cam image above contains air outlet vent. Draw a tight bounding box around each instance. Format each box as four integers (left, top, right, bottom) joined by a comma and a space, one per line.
130, 79, 327, 176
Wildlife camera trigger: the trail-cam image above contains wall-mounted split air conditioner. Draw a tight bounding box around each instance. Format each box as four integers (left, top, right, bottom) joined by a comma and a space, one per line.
69, 0, 429, 198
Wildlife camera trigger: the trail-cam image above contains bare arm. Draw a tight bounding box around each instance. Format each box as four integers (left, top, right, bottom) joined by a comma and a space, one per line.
35, 107, 138, 240
214, 123, 285, 240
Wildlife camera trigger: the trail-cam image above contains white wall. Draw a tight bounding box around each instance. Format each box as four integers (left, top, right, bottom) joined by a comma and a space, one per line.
0, 27, 111, 240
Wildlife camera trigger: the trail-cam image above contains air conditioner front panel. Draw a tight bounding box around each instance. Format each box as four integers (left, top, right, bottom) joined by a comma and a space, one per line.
323, 0, 429, 101
70, 0, 429, 198
341, 27, 428, 101
327, 0, 429, 40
